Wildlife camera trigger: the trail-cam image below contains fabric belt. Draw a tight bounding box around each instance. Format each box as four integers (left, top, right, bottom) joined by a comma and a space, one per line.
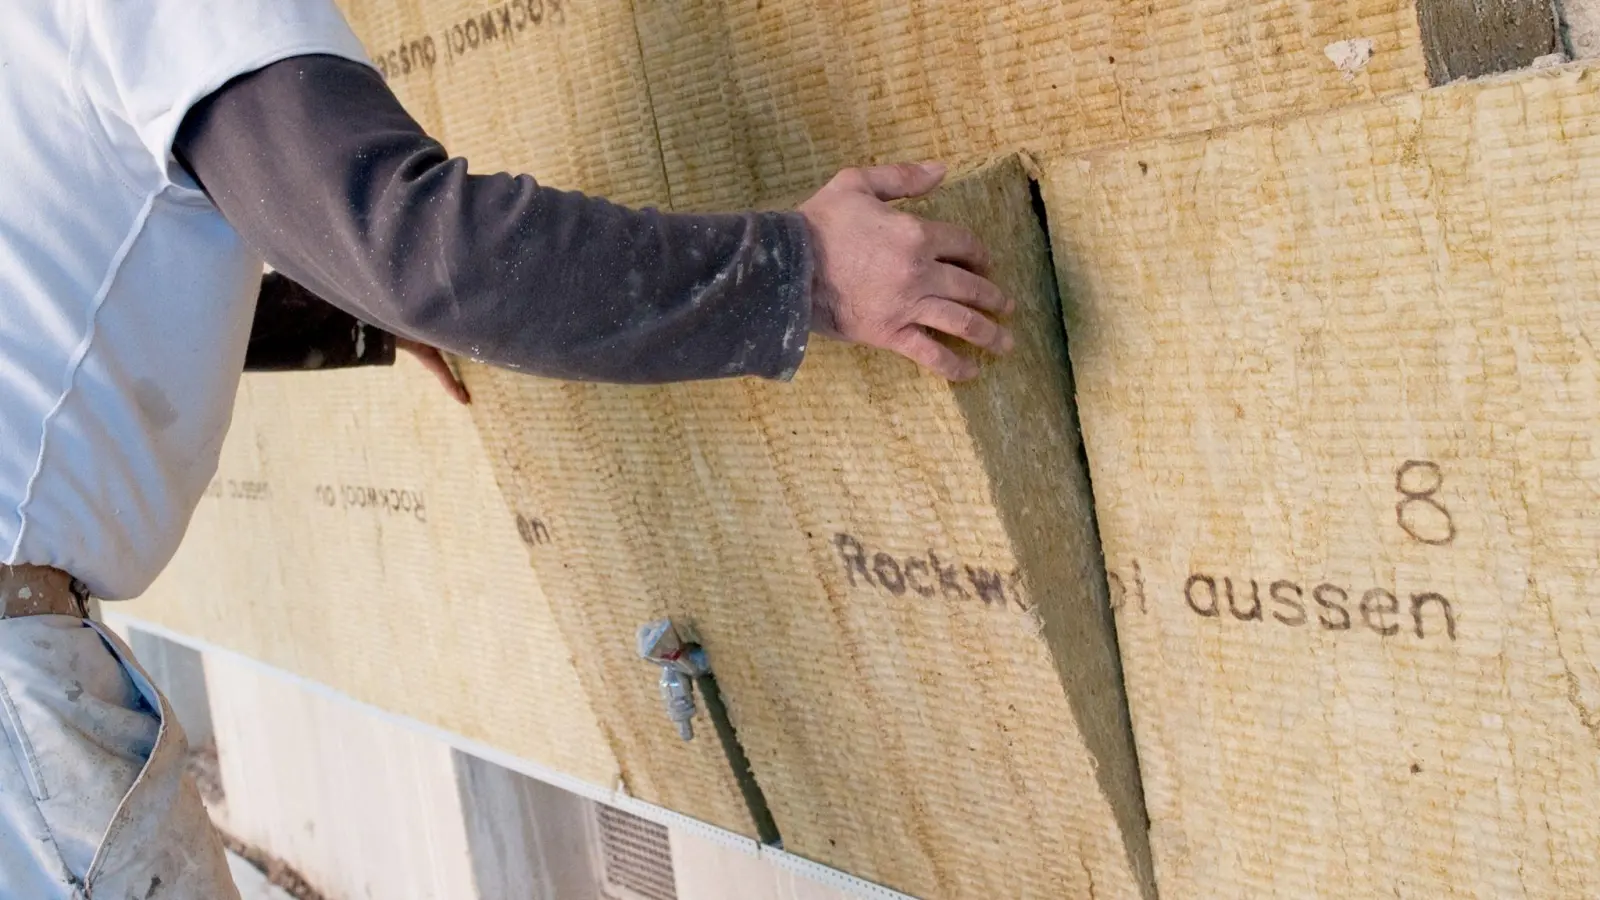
0, 565, 90, 619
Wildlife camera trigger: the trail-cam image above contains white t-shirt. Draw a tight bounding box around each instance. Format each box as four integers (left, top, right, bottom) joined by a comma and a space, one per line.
0, 1, 369, 599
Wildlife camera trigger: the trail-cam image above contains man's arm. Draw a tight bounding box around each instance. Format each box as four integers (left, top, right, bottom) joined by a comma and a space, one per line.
175, 55, 810, 385
176, 55, 1011, 385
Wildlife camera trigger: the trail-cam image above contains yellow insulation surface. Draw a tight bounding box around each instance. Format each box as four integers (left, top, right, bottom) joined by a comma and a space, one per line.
634, 0, 1427, 210
127, 364, 620, 787
1043, 63, 1600, 899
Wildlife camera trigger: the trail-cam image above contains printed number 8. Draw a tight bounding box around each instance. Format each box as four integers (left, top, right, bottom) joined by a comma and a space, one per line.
1396, 460, 1455, 545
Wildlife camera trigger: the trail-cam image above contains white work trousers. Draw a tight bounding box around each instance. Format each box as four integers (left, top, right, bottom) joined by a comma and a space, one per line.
0, 616, 238, 899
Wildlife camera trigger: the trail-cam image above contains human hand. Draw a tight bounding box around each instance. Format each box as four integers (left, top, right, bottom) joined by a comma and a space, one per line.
798, 163, 1013, 381
397, 338, 471, 405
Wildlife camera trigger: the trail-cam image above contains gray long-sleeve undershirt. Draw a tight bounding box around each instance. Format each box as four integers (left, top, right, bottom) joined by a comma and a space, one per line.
174, 54, 812, 384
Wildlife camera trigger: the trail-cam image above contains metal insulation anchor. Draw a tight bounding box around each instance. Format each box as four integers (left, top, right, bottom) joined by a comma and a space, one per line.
636, 618, 709, 741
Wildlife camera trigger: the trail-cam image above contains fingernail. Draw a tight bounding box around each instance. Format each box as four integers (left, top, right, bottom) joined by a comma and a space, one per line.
1000, 331, 1016, 354
922, 162, 948, 178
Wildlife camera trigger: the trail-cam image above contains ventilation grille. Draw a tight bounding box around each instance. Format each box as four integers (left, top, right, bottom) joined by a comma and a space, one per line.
596, 806, 677, 900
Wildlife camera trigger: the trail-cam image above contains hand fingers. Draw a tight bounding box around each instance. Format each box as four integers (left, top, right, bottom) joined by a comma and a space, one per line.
928, 262, 1011, 315
405, 344, 472, 405
890, 327, 980, 381
915, 298, 1014, 355
436, 365, 472, 405
854, 162, 947, 201
919, 220, 990, 273
426, 356, 472, 405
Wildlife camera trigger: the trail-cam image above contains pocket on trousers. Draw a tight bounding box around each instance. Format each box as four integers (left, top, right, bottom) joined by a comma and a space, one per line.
0, 616, 161, 879
81, 623, 240, 900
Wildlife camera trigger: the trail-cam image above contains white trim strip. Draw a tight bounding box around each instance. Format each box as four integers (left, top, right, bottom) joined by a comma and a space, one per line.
105, 612, 920, 900
764, 848, 927, 900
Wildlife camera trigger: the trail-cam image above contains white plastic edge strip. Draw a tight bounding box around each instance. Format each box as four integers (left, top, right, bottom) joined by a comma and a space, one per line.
104, 611, 921, 900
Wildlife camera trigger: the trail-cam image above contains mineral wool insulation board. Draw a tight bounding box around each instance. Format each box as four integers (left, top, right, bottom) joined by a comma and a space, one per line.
630, 0, 1428, 211
124, 362, 621, 790
1042, 62, 1600, 899
460, 158, 1153, 900
338, 0, 664, 207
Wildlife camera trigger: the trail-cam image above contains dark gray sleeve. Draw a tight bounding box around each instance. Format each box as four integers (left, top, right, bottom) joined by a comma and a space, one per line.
173, 54, 812, 385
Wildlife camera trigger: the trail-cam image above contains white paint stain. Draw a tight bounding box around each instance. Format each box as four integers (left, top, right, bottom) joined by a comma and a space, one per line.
16, 586, 31, 600
1324, 38, 1375, 81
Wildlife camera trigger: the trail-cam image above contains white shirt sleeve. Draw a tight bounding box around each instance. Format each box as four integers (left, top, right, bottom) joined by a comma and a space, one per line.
80, 0, 371, 185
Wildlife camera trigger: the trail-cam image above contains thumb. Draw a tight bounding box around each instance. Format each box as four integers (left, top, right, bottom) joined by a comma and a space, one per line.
857, 162, 948, 201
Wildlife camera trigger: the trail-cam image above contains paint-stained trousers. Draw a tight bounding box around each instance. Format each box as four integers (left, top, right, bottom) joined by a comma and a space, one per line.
0, 615, 239, 899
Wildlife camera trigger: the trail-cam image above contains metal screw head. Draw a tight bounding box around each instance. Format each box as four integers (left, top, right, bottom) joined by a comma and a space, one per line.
637, 618, 686, 664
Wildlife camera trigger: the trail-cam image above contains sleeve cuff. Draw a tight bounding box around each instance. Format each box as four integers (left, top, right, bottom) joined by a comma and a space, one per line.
758, 212, 815, 382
